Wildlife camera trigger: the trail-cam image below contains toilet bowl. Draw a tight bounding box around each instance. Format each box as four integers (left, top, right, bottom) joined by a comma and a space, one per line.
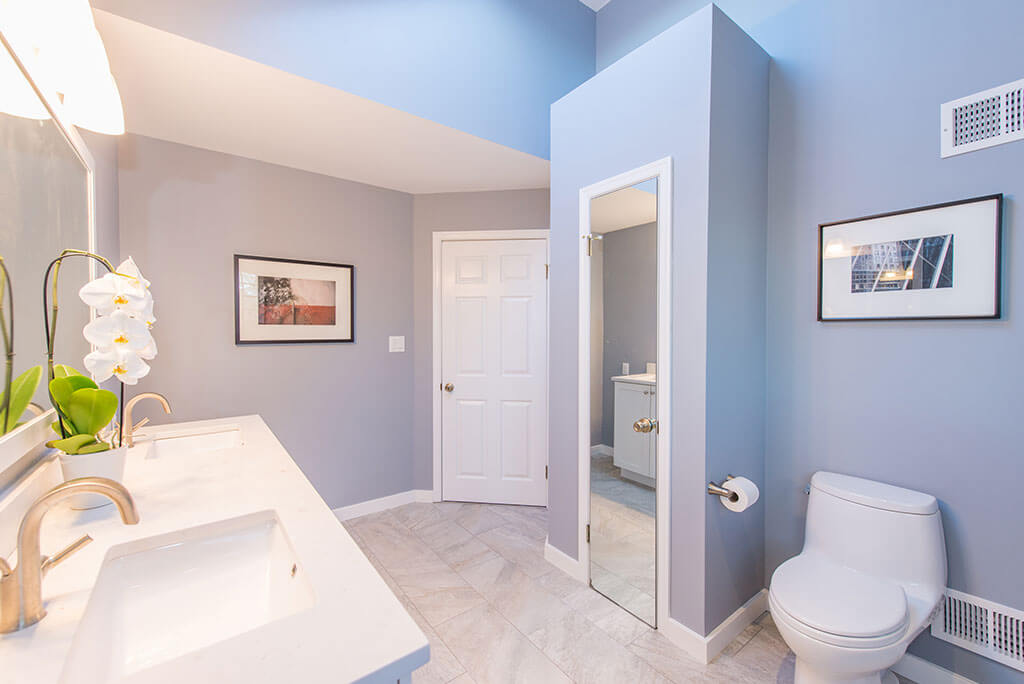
769, 472, 946, 684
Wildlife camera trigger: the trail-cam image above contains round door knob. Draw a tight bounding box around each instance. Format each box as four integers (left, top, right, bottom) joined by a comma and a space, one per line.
633, 418, 656, 433
443, 383, 455, 393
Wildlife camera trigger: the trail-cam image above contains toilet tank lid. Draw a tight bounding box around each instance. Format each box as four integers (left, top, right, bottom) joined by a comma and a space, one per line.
811, 472, 938, 515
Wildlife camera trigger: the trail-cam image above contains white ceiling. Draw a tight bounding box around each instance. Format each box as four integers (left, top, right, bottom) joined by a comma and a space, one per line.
590, 186, 657, 234
578, 0, 612, 11
94, 11, 551, 195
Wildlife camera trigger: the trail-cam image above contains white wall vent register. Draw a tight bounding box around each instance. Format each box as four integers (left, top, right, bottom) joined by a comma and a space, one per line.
931, 588, 1024, 673
941, 77, 1024, 157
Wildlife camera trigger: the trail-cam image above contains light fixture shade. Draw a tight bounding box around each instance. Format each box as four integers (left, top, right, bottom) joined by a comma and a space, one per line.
0, 0, 125, 134
62, 69, 125, 135
0, 39, 49, 119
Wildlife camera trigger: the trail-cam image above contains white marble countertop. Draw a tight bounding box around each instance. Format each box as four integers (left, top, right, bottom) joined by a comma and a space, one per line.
0, 414, 429, 683
610, 373, 656, 386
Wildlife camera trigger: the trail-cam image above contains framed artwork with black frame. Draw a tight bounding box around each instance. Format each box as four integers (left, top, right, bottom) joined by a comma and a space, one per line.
818, 194, 1002, 321
234, 254, 355, 344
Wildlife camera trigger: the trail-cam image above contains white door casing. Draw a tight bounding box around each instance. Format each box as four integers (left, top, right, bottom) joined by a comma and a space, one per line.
439, 237, 548, 505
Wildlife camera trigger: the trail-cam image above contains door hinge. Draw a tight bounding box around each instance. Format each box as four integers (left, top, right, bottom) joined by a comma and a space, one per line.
545, 263, 549, 279
545, 465, 548, 479
585, 524, 591, 543
583, 233, 603, 256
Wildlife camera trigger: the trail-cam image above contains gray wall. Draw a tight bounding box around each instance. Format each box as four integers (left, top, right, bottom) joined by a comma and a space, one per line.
117, 134, 415, 509
411, 190, 550, 491
550, 6, 768, 634
599, 222, 657, 445
598, 1, 1024, 680
79, 131, 120, 264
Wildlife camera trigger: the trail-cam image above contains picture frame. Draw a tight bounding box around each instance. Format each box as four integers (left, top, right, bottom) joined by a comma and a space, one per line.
234, 254, 355, 344
818, 194, 1002, 321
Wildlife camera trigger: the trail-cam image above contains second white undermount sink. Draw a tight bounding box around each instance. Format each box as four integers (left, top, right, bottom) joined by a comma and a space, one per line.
144, 425, 243, 458
59, 510, 315, 683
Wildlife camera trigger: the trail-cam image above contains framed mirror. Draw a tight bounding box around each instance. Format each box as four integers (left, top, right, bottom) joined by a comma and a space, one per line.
578, 158, 671, 628
0, 30, 97, 478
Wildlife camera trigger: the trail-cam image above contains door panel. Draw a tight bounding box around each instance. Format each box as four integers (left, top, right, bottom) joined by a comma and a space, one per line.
441, 238, 547, 505
588, 177, 659, 627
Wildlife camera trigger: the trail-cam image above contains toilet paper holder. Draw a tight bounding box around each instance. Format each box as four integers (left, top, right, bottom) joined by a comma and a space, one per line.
708, 475, 740, 502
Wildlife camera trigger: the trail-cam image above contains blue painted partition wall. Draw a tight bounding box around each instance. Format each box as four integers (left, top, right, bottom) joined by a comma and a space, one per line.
549, 6, 768, 635
597, 1, 1024, 681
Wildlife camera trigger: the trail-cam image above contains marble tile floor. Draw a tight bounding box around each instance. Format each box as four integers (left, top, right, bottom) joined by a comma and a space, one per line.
343, 500, 921, 684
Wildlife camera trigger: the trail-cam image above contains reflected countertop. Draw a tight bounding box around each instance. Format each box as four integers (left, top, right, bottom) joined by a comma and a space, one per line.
610, 373, 656, 386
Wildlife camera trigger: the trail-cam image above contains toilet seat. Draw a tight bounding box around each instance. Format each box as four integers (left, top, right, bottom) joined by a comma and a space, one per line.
770, 554, 909, 649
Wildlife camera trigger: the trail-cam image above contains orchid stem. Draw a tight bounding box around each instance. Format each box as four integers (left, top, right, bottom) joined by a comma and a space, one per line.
43, 250, 115, 438
0, 258, 13, 433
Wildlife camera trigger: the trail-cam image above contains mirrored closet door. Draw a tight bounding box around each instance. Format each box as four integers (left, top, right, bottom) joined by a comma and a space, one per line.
588, 178, 658, 626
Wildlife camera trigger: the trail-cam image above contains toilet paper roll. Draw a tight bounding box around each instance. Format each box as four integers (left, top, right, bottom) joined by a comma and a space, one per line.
720, 476, 759, 512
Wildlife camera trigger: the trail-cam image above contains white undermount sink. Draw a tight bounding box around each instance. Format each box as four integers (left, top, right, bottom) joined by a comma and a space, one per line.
143, 425, 244, 458
59, 511, 315, 683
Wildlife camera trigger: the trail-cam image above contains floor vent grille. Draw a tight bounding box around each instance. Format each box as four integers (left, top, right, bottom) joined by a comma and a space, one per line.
941, 78, 1024, 157
931, 588, 1024, 673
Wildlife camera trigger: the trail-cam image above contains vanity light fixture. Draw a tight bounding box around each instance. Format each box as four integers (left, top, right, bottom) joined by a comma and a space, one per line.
0, 0, 125, 134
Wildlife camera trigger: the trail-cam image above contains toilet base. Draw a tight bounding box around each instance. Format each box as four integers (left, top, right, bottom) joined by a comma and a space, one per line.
795, 659, 899, 684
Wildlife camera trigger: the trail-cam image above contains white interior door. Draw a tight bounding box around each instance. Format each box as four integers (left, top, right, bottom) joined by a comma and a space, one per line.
441, 238, 548, 505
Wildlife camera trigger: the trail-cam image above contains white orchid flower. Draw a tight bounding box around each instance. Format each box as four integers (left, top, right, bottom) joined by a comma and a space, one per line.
83, 309, 153, 352
115, 257, 151, 289
136, 289, 156, 327
79, 271, 148, 316
138, 335, 158, 361
84, 347, 151, 385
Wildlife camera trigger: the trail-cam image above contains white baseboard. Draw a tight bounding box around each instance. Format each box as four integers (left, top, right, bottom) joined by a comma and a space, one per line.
590, 444, 613, 457
660, 589, 769, 665
892, 653, 977, 684
333, 489, 434, 521
543, 539, 588, 582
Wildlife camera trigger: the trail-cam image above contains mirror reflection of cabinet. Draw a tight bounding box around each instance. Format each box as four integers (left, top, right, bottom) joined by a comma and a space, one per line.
612, 377, 655, 484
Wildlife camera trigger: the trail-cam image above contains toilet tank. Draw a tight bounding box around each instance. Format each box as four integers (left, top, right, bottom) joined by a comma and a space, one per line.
803, 472, 947, 593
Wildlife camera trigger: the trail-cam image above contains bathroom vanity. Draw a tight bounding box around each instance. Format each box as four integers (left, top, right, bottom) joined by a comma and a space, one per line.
611, 373, 656, 485
0, 415, 429, 683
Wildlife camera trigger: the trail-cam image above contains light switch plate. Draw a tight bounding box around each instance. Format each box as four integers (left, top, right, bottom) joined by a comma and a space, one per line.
646, 362, 656, 374
389, 336, 406, 353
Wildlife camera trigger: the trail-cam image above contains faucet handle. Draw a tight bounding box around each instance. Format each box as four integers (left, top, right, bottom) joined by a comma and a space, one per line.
40, 535, 93, 577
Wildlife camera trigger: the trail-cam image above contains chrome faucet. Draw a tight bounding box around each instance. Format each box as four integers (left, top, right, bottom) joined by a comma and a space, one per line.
122, 392, 172, 448
0, 477, 139, 632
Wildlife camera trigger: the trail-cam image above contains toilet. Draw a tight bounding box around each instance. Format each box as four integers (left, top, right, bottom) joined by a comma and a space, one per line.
769, 472, 946, 684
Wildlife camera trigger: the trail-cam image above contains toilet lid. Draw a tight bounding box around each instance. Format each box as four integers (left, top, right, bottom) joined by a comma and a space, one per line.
770, 555, 909, 639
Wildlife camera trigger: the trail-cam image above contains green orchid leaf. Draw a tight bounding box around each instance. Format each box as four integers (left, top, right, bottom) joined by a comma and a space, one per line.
75, 440, 112, 454
46, 434, 98, 454
66, 388, 118, 437
0, 365, 43, 434
49, 375, 98, 413
52, 364, 85, 379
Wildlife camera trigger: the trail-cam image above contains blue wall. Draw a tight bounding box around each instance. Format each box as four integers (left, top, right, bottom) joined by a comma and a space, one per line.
93, 0, 596, 159
599, 1, 1024, 681
550, 5, 768, 635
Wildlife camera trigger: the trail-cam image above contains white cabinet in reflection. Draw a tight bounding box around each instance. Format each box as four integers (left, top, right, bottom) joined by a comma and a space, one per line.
611, 374, 655, 485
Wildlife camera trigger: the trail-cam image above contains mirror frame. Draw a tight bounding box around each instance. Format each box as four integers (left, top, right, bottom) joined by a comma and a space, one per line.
577, 157, 672, 628
0, 29, 99, 485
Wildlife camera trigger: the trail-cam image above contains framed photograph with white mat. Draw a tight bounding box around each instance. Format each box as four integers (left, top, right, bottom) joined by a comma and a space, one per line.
818, 194, 1002, 321
234, 254, 354, 344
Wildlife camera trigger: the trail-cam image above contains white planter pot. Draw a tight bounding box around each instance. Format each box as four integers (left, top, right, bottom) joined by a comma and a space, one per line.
58, 445, 128, 510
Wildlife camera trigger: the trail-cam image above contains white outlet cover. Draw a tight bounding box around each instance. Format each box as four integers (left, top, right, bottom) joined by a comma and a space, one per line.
621, 362, 629, 375
388, 336, 406, 353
